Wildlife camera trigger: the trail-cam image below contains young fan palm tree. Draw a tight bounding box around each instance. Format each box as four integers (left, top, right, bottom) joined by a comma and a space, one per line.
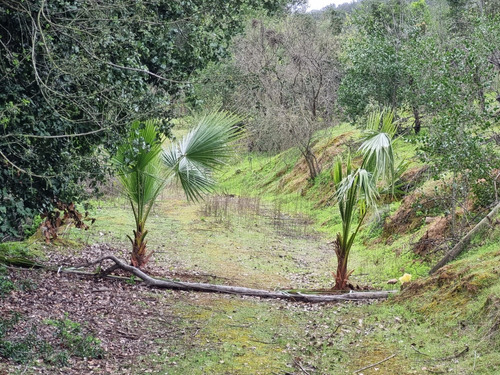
114, 111, 241, 268
332, 110, 397, 290
113, 120, 165, 268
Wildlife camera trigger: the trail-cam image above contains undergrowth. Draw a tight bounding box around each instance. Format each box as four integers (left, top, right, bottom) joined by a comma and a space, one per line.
2, 121, 496, 374
0, 313, 103, 367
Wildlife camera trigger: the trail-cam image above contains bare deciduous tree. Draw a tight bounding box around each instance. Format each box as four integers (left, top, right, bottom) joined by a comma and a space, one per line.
231, 15, 342, 179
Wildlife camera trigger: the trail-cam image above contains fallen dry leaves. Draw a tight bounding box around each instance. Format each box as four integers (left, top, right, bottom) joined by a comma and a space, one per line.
0, 244, 197, 374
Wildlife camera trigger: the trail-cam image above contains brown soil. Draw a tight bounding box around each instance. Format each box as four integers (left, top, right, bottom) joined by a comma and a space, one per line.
413, 216, 451, 257
383, 194, 424, 238
383, 178, 446, 242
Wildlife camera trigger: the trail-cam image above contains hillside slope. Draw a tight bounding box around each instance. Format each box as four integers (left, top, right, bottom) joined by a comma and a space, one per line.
215, 123, 500, 373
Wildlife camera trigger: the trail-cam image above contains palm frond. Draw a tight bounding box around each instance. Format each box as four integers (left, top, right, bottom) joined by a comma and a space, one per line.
333, 157, 343, 186
335, 169, 378, 209
356, 168, 379, 208
365, 109, 397, 137
359, 132, 395, 183
177, 110, 242, 170
380, 110, 397, 137
359, 109, 397, 186
163, 110, 243, 202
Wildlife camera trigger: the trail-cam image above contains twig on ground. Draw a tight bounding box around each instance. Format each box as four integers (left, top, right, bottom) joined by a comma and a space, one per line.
426, 346, 469, 362
332, 324, 342, 334
353, 353, 397, 373
410, 345, 430, 356
293, 358, 311, 375
413, 345, 469, 363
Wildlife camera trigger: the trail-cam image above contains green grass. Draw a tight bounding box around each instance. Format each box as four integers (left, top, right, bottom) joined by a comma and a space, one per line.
0, 241, 42, 259
216, 122, 429, 288
190, 121, 500, 373
18, 192, 499, 375
138, 295, 295, 375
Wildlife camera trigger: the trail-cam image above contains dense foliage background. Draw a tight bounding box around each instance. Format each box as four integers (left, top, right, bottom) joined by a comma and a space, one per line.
0, 0, 298, 239
193, 0, 500, 223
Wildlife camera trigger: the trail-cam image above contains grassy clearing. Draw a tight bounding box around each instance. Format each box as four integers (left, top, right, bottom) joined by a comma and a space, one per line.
2, 122, 499, 374
26, 184, 495, 373
217, 122, 428, 289
2, 191, 500, 374
140, 294, 296, 375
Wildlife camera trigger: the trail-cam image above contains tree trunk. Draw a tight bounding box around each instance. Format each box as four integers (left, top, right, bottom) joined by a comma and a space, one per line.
412, 106, 421, 134
450, 173, 457, 239
429, 202, 500, 274
71, 255, 396, 303
475, 66, 486, 112
333, 236, 353, 290
303, 148, 320, 180
334, 256, 348, 290
130, 224, 152, 268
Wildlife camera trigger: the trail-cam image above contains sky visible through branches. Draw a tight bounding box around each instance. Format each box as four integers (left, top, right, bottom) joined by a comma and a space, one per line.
307, 0, 346, 11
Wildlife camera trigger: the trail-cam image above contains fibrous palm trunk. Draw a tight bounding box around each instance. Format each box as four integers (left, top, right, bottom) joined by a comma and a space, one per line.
333, 236, 354, 290
129, 224, 151, 268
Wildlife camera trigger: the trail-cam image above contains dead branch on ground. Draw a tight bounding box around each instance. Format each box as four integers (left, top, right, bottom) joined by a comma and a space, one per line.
70, 255, 397, 303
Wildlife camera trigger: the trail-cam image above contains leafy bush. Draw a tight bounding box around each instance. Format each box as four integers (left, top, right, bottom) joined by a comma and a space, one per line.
472, 178, 497, 209
23, 215, 43, 238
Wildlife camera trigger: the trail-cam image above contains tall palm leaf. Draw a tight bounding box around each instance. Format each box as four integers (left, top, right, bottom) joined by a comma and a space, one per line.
359, 109, 397, 185
332, 109, 397, 290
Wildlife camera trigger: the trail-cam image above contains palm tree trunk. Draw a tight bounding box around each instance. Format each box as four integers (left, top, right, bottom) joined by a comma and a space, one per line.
130, 224, 150, 268
334, 255, 348, 290
333, 236, 350, 290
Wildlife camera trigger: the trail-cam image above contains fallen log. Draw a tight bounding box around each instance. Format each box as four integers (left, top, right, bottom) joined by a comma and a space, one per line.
72, 255, 397, 303
429, 202, 500, 275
